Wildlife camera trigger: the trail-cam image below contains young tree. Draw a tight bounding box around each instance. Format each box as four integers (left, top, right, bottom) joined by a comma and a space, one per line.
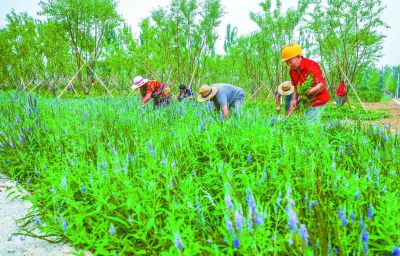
35, 20, 73, 95
134, 0, 223, 90
39, 0, 121, 95
240, 0, 310, 98
308, 0, 387, 91
2, 11, 39, 90
383, 70, 397, 95
98, 23, 139, 93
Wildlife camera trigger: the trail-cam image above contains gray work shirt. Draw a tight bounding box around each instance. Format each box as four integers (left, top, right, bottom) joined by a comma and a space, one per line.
211, 83, 245, 109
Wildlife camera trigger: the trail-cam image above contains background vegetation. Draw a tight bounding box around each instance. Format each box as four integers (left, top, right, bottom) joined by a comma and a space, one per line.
0, 0, 399, 101
0, 92, 398, 254
0, 0, 399, 254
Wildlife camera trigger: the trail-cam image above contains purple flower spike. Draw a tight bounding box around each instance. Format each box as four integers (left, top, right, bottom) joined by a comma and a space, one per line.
233, 237, 240, 249
247, 153, 252, 164
361, 231, 368, 242
299, 224, 309, 246
234, 210, 244, 232
175, 233, 184, 250
355, 191, 360, 200
350, 211, 355, 223
61, 177, 67, 188
109, 224, 116, 235
246, 189, 256, 213
149, 141, 156, 157
248, 208, 253, 232
392, 246, 400, 256
338, 210, 347, 227
62, 219, 68, 231
368, 204, 373, 219
287, 208, 298, 232
225, 216, 234, 235
225, 193, 233, 210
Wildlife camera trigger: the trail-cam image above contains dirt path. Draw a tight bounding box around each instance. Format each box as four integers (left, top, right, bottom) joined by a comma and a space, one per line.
363, 99, 400, 133
0, 174, 87, 256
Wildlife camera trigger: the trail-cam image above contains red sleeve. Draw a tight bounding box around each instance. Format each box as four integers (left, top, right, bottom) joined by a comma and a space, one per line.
309, 62, 326, 85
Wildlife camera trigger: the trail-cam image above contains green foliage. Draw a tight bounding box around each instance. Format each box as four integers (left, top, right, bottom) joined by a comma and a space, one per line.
0, 92, 399, 254
0, 0, 394, 101
296, 75, 313, 96
357, 90, 383, 102
296, 75, 313, 107
39, 0, 121, 94
364, 69, 381, 91
323, 103, 390, 121
308, 0, 387, 91
2, 11, 38, 89
383, 71, 397, 95
134, 0, 224, 90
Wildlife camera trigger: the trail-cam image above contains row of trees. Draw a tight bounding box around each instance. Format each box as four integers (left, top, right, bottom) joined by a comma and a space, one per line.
0, 0, 398, 100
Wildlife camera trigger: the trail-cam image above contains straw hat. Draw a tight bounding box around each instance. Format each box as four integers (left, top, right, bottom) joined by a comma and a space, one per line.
131, 76, 149, 90
277, 81, 294, 96
197, 84, 218, 102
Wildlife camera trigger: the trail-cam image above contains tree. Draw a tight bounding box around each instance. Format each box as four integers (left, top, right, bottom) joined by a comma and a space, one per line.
39, 0, 121, 95
2, 11, 39, 90
308, 0, 387, 91
383, 70, 397, 95
134, 0, 223, 90
97, 23, 139, 92
221, 0, 311, 98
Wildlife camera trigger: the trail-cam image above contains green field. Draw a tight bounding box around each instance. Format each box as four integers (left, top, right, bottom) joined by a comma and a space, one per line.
0, 92, 399, 255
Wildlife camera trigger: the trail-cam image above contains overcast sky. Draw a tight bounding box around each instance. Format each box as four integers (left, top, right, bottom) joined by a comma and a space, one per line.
0, 0, 399, 67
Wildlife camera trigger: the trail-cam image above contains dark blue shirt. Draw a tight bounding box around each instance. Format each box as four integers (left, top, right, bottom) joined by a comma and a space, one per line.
178, 89, 193, 100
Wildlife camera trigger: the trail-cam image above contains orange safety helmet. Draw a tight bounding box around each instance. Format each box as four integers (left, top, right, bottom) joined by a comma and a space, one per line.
281, 43, 302, 62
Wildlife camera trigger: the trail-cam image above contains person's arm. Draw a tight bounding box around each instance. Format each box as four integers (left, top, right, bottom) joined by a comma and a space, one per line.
288, 74, 298, 110
221, 106, 229, 119
306, 82, 325, 97
187, 89, 194, 99
306, 62, 326, 98
275, 93, 281, 113
214, 102, 220, 112
141, 91, 152, 105
290, 91, 298, 109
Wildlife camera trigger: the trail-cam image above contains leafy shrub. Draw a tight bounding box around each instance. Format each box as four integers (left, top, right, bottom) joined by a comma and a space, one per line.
356, 90, 383, 102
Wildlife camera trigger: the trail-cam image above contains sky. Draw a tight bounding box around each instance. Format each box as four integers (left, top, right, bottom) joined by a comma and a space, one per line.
0, 0, 399, 67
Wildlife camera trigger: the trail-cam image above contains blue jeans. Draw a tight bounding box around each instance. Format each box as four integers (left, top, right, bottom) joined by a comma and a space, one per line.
284, 94, 294, 112
231, 90, 245, 115
304, 105, 325, 124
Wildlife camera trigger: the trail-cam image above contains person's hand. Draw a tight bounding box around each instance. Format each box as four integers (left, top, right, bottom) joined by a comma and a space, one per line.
306, 89, 313, 98
276, 106, 281, 113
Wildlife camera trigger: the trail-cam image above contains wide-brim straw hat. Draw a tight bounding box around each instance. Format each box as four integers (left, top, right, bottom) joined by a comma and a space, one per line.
277, 81, 295, 96
197, 84, 218, 102
131, 76, 149, 90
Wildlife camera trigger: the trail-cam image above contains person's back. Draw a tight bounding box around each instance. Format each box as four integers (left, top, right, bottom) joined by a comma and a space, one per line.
211, 83, 244, 108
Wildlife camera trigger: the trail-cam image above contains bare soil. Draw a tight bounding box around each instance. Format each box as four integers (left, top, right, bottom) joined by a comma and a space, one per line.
363, 98, 400, 133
